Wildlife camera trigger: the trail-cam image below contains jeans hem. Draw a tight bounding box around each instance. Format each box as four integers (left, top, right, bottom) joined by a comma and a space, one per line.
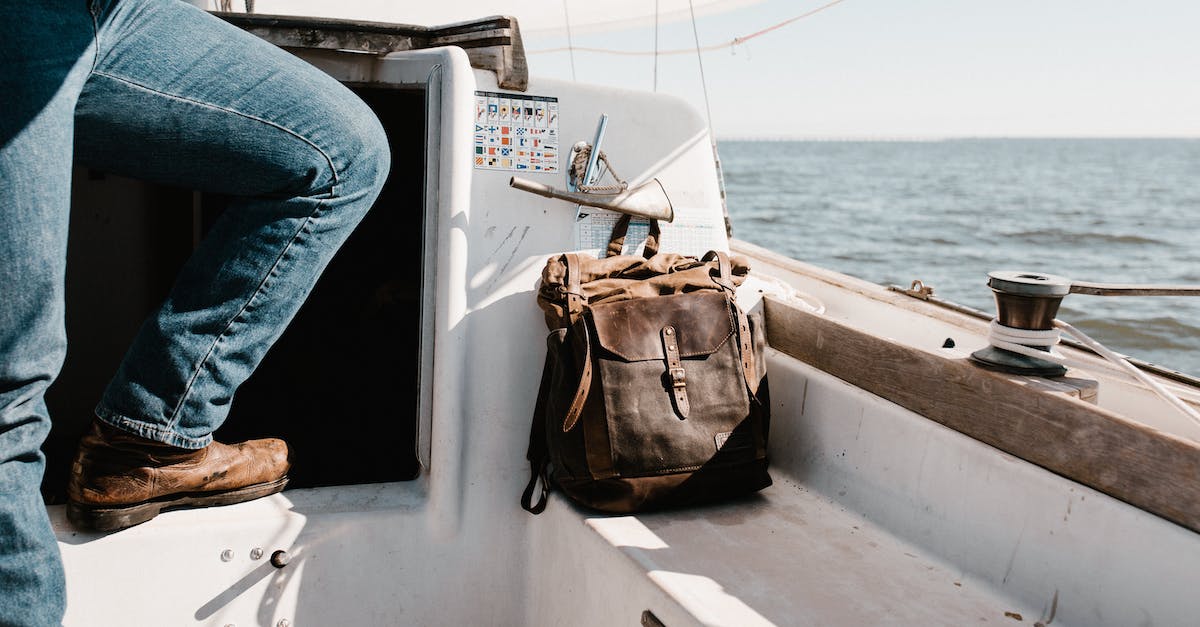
94, 405, 212, 450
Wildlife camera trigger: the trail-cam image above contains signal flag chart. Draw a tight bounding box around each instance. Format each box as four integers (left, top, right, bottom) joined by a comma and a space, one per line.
473, 91, 559, 172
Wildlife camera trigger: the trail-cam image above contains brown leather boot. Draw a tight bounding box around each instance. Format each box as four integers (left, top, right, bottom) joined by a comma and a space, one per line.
67, 422, 291, 531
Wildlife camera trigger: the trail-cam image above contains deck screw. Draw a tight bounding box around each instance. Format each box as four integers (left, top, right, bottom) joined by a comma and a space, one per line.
220, 549, 234, 562
250, 547, 264, 560
270, 550, 291, 568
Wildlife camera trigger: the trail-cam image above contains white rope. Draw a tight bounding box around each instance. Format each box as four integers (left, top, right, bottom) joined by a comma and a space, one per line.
986, 319, 1200, 428
1056, 319, 1200, 427
988, 320, 1061, 349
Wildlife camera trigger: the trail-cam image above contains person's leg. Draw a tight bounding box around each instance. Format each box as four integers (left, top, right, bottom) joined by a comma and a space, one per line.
66, 0, 389, 529
0, 2, 96, 622
78, 1, 390, 447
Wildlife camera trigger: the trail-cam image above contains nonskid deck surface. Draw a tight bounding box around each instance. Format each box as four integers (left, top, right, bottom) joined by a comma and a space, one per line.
576, 479, 1040, 626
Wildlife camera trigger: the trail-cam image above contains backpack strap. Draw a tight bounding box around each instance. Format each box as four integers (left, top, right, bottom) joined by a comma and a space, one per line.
605, 215, 631, 257
562, 253, 584, 326
562, 320, 594, 432
705, 249, 736, 292
522, 337, 558, 514
606, 214, 662, 259
703, 251, 759, 396
642, 219, 662, 258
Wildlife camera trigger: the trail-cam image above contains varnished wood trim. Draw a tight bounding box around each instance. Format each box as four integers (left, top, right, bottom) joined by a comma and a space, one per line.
764, 296, 1200, 534
218, 12, 529, 91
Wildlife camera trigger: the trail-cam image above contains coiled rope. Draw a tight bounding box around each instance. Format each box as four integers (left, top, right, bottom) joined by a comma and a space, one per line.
569, 143, 628, 194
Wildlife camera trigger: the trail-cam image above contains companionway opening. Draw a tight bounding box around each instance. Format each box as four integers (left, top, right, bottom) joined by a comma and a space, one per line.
209, 87, 426, 488
42, 86, 427, 499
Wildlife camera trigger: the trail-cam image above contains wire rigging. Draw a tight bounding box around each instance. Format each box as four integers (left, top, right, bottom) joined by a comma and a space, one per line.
688, 0, 714, 133
530, 0, 848, 56
561, 0, 577, 80
686, 0, 732, 235
653, 0, 660, 91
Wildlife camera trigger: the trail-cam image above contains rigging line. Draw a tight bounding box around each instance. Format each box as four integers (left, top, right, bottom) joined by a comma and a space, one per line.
529, 0, 849, 56
687, 0, 732, 235
562, 0, 577, 80
688, 0, 714, 134
652, 0, 662, 90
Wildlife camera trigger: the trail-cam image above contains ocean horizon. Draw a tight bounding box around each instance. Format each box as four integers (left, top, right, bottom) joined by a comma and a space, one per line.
720, 137, 1200, 376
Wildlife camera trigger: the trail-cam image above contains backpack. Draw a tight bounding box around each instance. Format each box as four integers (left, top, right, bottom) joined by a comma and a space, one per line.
521, 215, 771, 514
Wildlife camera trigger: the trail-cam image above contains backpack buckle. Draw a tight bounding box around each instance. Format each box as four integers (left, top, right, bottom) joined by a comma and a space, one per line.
661, 325, 691, 419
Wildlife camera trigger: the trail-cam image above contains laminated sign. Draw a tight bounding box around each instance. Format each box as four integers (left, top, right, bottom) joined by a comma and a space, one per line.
473, 91, 559, 172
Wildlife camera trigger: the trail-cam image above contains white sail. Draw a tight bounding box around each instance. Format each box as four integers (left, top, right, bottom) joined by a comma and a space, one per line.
243, 0, 768, 34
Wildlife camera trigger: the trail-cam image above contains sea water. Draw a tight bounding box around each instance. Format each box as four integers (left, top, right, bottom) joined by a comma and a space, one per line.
721, 138, 1200, 376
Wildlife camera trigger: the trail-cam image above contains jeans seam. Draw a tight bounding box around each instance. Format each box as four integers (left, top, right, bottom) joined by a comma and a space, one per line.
88, 2, 101, 73
164, 203, 326, 428
89, 69, 341, 191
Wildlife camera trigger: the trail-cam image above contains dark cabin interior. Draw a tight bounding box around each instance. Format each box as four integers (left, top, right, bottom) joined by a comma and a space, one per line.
42, 87, 426, 501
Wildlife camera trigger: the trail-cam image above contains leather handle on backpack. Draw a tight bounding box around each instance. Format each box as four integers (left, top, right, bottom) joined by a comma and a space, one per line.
703, 250, 736, 294
642, 219, 662, 258
607, 214, 662, 259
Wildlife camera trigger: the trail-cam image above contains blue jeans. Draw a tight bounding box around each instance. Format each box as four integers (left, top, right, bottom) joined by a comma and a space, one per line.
0, 0, 390, 622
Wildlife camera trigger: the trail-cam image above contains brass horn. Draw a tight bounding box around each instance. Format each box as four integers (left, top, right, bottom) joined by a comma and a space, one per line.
509, 176, 675, 223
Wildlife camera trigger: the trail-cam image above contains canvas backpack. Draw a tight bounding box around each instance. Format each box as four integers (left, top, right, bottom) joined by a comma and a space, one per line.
522, 215, 771, 514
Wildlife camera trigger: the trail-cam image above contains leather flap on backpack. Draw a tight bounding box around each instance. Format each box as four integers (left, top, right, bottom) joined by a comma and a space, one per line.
588, 291, 734, 362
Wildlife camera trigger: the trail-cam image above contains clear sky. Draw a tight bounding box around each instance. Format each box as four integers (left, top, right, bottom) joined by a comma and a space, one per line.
521, 0, 1200, 139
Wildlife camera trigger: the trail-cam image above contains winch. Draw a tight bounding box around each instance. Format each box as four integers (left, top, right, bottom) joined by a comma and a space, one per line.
971, 271, 1200, 377
970, 271, 1073, 376
970, 269, 1200, 426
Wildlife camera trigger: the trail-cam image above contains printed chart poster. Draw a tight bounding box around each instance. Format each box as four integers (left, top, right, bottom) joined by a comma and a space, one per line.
473, 91, 559, 172
574, 207, 726, 259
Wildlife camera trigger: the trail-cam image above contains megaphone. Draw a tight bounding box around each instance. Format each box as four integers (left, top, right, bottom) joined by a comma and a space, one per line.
509, 176, 675, 223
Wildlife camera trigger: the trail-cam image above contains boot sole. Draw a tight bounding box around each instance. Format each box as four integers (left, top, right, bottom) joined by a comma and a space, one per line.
67, 476, 289, 532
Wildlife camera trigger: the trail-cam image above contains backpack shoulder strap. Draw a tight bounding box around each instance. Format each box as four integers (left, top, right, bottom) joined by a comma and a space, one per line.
562, 320, 593, 432
703, 250, 759, 396
606, 214, 631, 257
641, 219, 662, 258
562, 253, 584, 326
522, 338, 557, 514
607, 214, 661, 259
